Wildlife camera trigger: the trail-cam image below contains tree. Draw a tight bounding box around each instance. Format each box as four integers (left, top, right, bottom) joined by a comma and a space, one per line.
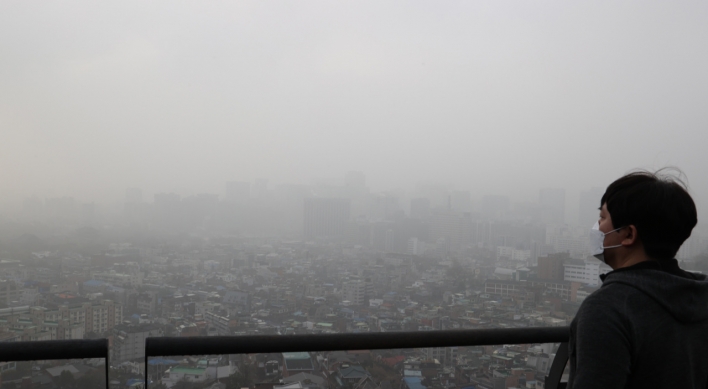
225, 371, 251, 389
173, 379, 198, 389
55, 370, 76, 389
446, 260, 471, 289
76, 369, 105, 389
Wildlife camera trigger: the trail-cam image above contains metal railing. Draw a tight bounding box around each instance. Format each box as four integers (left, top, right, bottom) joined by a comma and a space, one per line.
0, 338, 110, 389
146, 326, 570, 389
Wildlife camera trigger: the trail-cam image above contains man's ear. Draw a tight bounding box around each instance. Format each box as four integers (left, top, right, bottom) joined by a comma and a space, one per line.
622, 225, 639, 246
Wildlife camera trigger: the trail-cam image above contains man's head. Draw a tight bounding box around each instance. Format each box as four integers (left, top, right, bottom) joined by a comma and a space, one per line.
597, 169, 697, 268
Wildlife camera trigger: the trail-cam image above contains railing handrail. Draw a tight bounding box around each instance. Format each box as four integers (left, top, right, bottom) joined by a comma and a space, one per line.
145, 326, 570, 389
0, 338, 108, 362
0, 338, 110, 389
0, 328, 571, 389
145, 326, 569, 356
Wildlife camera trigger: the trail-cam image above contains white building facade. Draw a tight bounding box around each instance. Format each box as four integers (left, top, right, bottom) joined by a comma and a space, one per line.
563, 260, 609, 286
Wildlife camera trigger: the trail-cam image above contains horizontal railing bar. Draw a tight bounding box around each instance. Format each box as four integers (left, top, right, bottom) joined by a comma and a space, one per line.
0, 338, 109, 362
146, 326, 569, 357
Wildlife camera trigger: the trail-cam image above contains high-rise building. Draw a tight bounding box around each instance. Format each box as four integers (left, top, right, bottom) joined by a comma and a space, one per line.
431, 211, 464, 246
420, 346, 458, 366
153, 193, 182, 229
496, 246, 532, 262
563, 259, 606, 286
369, 193, 400, 220
342, 279, 372, 306
20, 300, 123, 338
480, 195, 510, 219
385, 229, 396, 252
450, 191, 472, 212
303, 198, 351, 239
45, 197, 76, 220
579, 187, 604, 227
410, 198, 431, 219
539, 188, 566, 224
112, 324, 163, 362
225, 181, 250, 203
407, 238, 422, 255
537, 253, 567, 281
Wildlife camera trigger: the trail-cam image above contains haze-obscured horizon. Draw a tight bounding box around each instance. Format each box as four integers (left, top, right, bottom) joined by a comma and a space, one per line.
2, 1, 707, 223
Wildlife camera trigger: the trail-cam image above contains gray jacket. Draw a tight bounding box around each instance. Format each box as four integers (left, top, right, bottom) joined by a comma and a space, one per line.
567, 259, 708, 388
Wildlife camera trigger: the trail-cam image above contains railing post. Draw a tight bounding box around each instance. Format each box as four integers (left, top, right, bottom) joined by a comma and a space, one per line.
105, 339, 110, 389
0, 339, 110, 389
545, 342, 569, 389
145, 351, 149, 389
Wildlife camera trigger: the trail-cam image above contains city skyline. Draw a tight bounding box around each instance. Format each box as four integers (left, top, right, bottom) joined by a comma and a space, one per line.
2, 2, 708, 388
2, 1, 708, 219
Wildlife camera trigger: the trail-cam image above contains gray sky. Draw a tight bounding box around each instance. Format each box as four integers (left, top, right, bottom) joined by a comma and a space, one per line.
1, 1, 707, 216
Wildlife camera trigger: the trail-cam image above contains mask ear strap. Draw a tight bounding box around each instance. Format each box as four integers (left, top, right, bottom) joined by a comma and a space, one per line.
604, 226, 624, 235
603, 243, 623, 250
603, 226, 626, 249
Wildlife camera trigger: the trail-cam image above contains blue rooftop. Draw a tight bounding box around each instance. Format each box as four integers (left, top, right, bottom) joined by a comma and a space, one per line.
403, 377, 426, 389
148, 358, 180, 365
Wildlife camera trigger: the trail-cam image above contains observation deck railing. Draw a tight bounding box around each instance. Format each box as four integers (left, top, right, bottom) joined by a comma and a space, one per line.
146, 326, 570, 389
0, 328, 569, 389
0, 338, 110, 389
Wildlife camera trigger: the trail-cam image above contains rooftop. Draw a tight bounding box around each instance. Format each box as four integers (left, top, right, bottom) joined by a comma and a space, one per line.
170, 366, 206, 375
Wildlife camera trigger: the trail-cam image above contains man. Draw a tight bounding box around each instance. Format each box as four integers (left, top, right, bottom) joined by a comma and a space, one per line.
567, 170, 708, 388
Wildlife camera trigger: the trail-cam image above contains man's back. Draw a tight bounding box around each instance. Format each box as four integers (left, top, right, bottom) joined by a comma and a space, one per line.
567, 260, 708, 389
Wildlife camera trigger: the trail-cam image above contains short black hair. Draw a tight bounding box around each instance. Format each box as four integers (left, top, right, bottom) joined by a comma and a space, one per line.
601, 168, 697, 260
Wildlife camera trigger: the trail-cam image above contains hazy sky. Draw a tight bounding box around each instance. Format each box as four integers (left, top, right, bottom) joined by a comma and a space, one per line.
2, 1, 707, 216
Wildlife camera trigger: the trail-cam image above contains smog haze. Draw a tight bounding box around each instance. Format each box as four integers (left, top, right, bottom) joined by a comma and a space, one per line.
2, 1, 707, 222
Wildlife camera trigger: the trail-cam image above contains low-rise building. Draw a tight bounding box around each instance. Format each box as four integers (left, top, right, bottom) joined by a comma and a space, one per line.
162, 366, 208, 388
113, 324, 163, 362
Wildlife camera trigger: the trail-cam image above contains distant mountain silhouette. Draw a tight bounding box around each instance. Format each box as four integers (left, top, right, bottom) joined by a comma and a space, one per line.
13, 233, 45, 250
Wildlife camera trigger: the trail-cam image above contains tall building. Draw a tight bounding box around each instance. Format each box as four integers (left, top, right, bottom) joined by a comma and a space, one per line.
342, 279, 372, 306
430, 211, 469, 247
45, 197, 76, 220
407, 238, 422, 255
303, 198, 351, 240
563, 259, 605, 286
5, 308, 85, 341
369, 194, 400, 220
578, 187, 604, 227
385, 229, 396, 252
0, 280, 22, 305
82, 300, 124, 334
0, 300, 123, 341
420, 346, 458, 366
112, 324, 163, 362
539, 188, 566, 225
496, 246, 531, 262
225, 181, 250, 203
537, 253, 567, 281
450, 191, 472, 212
410, 198, 431, 219
480, 195, 510, 220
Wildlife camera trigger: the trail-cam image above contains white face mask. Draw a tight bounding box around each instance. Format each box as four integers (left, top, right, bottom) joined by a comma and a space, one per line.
589, 221, 623, 262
